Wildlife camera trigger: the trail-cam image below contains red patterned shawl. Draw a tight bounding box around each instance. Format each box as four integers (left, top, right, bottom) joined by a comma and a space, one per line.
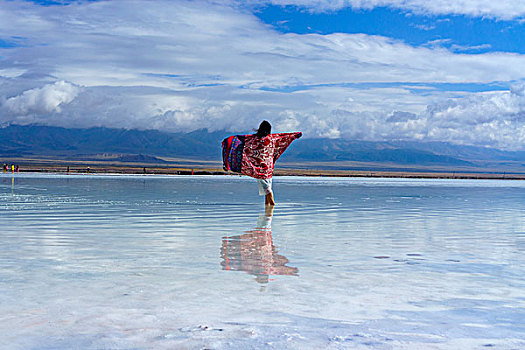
241, 132, 302, 179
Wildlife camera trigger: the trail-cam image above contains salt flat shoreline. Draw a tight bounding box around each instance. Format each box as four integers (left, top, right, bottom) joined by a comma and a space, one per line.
5, 163, 525, 180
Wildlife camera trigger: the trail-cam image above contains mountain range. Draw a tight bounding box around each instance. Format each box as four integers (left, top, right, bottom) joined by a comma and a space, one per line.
1, 124, 524, 172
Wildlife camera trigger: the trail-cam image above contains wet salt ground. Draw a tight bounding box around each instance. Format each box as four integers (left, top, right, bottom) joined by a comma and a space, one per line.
0, 174, 524, 349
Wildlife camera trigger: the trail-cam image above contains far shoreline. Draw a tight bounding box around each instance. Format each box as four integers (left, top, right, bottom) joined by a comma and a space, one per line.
3, 162, 524, 180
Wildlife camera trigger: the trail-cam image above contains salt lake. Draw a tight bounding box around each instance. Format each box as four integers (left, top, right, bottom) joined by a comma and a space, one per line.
1, 174, 524, 349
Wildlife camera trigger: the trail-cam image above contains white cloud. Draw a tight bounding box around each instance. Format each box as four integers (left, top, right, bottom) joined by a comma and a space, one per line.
256, 0, 525, 19
1, 0, 523, 88
3, 81, 79, 115
450, 43, 492, 52
410, 23, 436, 31
0, 68, 26, 78
0, 0, 524, 149
420, 85, 525, 149
2, 80, 524, 149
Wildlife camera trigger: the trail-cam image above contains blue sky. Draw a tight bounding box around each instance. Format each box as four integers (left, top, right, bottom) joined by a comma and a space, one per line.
254, 4, 524, 95
255, 5, 525, 54
0, 0, 524, 149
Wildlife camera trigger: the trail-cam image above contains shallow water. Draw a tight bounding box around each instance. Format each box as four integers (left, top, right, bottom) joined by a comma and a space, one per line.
1, 173, 524, 349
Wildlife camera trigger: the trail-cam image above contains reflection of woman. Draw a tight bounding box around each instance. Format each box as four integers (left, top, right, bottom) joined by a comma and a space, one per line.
222, 120, 302, 206
220, 206, 298, 284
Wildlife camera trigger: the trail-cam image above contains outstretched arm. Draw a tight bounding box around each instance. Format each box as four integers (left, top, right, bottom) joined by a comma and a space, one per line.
273, 132, 302, 162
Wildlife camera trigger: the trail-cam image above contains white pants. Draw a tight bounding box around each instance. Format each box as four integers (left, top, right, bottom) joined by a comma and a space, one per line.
257, 178, 273, 196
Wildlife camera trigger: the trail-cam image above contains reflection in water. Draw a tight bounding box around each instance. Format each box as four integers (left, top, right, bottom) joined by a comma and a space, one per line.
221, 206, 298, 284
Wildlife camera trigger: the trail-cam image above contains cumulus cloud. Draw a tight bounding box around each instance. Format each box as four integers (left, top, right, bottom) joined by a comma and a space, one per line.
316, 84, 525, 149
420, 85, 525, 149
254, 0, 525, 19
0, 0, 524, 149
2, 79, 524, 149
3, 81, 79, 115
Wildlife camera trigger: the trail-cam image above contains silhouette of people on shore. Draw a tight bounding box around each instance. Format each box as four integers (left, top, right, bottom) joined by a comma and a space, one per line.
220, 206, 298, 284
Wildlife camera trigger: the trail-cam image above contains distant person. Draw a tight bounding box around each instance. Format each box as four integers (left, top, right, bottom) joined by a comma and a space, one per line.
11, 164, 14, 173
222, 120, 302, 206
87, 166, 90, 174
3, 164, 6, 173
15, 165, 19, 173
67, 166, 70, 174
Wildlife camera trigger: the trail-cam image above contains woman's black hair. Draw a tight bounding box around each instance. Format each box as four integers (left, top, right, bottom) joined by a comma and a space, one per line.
255, 120, 271, 137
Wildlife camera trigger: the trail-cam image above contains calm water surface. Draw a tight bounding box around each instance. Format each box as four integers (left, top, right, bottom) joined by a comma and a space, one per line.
1, 174, 524, 349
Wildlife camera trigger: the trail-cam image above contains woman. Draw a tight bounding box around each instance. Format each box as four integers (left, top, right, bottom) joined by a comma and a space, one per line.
222, 120, 302, 206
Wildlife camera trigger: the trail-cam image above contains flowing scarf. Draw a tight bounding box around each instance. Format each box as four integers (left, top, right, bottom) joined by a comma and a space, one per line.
222, 132, 302, 179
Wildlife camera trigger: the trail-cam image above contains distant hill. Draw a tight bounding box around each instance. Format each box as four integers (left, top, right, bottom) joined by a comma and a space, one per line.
1, 124, 524, 171
283, 139, 472, 166
0, 124, 228, 160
